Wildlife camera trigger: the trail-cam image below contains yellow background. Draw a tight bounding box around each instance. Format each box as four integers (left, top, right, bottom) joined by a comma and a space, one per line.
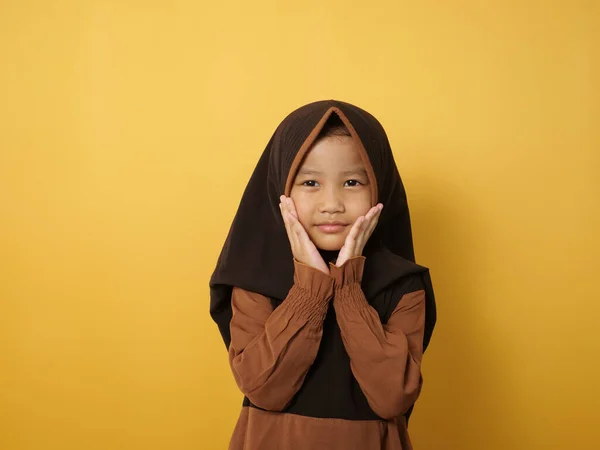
1, 1, 599, 449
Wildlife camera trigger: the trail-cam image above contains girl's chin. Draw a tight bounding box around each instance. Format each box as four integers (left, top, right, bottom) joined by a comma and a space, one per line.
317, 245, 343, 252
312, 236, 345, 251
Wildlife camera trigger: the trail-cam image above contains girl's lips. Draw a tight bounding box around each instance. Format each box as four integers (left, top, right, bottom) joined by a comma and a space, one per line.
316, 223, 348, 233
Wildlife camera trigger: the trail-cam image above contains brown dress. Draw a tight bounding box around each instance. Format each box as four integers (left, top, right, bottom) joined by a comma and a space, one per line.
227, 257, 426, 450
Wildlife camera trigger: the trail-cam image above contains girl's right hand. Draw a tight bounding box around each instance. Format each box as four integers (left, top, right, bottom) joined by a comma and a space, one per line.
279, 195, 329, 275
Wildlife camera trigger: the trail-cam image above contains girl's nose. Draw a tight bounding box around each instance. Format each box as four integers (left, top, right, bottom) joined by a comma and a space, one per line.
318, 188, 345, 215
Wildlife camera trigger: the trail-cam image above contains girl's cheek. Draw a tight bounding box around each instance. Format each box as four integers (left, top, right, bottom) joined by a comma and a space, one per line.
296, 208, 310, 225
291, 195, 308, 213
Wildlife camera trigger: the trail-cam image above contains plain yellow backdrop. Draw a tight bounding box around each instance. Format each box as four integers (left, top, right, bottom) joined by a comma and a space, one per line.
1, 1, 599, 449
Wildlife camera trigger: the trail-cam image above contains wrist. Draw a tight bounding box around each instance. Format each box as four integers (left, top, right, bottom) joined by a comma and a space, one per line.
294, 258, 329, 274
329, 256, 365, 288
292, 259, 335, 298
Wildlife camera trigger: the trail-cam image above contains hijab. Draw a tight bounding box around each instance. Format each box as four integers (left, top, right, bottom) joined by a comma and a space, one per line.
209, 99, 436, 352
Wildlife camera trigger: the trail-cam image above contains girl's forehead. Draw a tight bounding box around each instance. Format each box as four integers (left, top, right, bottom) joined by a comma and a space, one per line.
299, 136, 364, 168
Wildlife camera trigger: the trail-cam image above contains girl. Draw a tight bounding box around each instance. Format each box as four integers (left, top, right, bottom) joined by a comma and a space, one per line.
210, 100, 436, 450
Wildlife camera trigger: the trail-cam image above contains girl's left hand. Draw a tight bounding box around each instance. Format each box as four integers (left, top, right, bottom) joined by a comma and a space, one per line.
336, 204, 383, 267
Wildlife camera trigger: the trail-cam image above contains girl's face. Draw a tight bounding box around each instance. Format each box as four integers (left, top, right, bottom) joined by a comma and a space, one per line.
290, 136, 373, 251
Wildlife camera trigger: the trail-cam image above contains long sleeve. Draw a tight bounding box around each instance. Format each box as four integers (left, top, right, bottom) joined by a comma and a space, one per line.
330, 257, 426, 420
228, 261, 334, 411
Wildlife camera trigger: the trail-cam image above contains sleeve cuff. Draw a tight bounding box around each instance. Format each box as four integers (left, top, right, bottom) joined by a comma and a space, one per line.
329, 256, 365, 288
293, 259, 335, 300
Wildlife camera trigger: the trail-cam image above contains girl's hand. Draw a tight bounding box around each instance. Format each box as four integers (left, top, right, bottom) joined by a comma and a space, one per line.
279, 196, 329, 274
336, 204, 383, 267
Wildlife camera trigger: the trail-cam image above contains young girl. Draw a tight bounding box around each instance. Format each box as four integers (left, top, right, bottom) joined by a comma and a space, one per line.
210, 100, 436, 450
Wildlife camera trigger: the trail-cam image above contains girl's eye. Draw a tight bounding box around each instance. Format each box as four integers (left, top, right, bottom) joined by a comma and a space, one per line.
302, 180, 319, 187
344, 180, 362, 187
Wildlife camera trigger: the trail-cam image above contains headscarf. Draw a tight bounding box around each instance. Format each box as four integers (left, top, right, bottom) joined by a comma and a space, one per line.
210, 99, 436, 352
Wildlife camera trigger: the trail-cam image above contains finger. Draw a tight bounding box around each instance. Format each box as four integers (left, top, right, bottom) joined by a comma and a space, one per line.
280, 200, 291, 228
349, 216, 365, 241
336, 246, 348, 267
364, 204, 383, 235
286, 208, 302, 234
284, 200, 308, 240
356, 215, 371, 253
279, 195, 288, 217
280, 201, 299, 254
336, 238, 352, 266
289, 214, 303, 254
344, 216, 365, 256
364, 204, 380, 222
286, 211, 306, 256
353, 206, 378, 250
281, 210, 294, 246
286, 209, 308, 250
286, 197, 298, 219
297, 222, 315, 249
290, 214, 305, 238
337, 219, 361, 266
289, 213, 325, 270
286, 210, 311, 243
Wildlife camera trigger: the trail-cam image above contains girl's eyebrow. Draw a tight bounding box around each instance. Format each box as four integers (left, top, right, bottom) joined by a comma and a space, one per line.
297, 168, 367, 176
341, 168, 368, 176
297, 168, 322, 175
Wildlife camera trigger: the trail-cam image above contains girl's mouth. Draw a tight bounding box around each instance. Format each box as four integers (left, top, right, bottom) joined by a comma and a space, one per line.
316, 223, 348, 233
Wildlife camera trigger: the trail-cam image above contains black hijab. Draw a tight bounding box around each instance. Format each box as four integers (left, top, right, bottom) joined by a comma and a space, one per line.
210, 100, 436, 352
